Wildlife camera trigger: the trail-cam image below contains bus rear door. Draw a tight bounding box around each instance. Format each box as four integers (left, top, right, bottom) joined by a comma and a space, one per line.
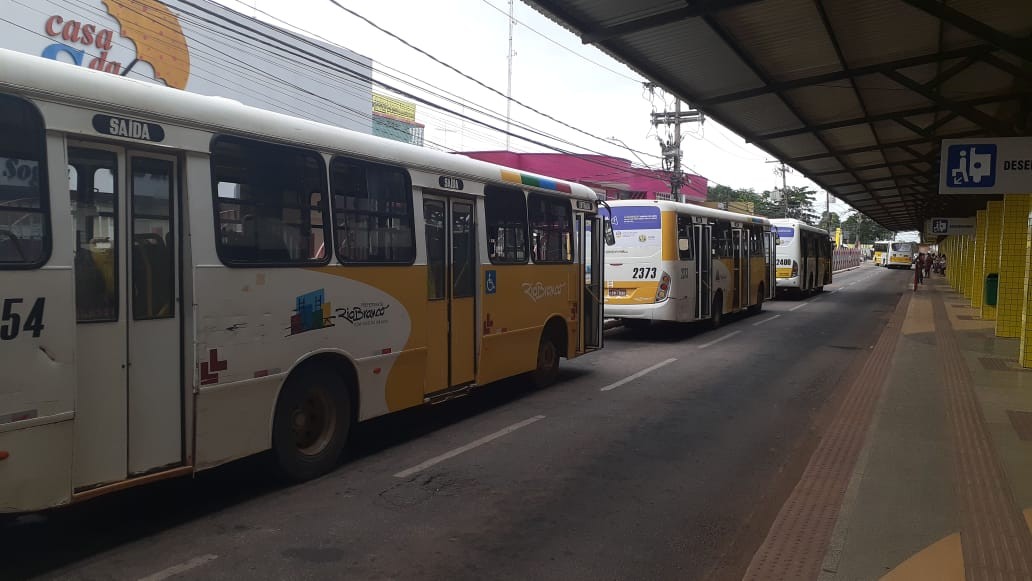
423, 194, 477, 396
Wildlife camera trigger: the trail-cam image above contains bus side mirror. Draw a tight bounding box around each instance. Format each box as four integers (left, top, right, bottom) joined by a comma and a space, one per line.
603, 219, 616, 246
678, 238, 690, 252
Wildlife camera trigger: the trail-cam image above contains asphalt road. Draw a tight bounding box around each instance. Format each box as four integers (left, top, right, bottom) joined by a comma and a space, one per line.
2, 264, 911, 581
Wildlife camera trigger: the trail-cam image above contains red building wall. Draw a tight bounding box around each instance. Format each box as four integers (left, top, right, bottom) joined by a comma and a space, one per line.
458, 151, 707, 202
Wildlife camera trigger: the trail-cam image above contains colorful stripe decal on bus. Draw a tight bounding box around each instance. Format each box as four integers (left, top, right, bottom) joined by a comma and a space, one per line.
500, 169, 573, 193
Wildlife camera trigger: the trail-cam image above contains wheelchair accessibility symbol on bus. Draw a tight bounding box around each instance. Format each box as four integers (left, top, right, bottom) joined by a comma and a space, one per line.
486, 270, 497, 294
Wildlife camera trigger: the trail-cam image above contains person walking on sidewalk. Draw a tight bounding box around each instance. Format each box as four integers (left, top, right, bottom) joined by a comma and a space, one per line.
940, 254, 947, 276
916, 253, 925, 285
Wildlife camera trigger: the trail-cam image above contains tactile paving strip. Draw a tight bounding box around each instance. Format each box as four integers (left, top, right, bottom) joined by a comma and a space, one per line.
742, 287, 912, 580
934, 294, 1032, 580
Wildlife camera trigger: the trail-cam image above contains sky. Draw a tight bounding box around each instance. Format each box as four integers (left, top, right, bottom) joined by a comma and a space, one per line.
214, 0, 917, 240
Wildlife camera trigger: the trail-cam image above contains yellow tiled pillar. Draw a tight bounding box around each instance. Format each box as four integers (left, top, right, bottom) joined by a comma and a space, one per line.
997, 195, 1031, 337
970, 210, 988, 307
1019, 214, 1032, 366
982, 201, 1004, 320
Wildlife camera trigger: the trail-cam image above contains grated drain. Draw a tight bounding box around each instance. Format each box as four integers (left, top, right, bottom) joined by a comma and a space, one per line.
1007, 410, 1032, 441
979, 357, 1026, 372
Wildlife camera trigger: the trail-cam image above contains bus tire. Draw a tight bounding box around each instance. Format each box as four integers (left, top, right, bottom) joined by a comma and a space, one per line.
748, 285, 764, 314
531, 332, 561, 388
271, 367, 351, 482
710, 293, 723, 329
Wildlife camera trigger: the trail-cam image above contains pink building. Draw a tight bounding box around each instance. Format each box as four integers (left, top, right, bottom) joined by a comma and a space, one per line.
457, 151, 707, 202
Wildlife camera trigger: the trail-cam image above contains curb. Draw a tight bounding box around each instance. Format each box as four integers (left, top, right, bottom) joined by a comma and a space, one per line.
603, 319, 622, 330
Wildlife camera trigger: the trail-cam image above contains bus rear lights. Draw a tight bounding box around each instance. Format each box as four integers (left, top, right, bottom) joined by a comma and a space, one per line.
791, 261, 799, 278
373, 368, 382, 375
0, 451, 9, 461
656, 272, 672, 302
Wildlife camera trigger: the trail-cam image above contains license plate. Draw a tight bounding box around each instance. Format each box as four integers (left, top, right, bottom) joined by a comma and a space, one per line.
609, 289, 627, 297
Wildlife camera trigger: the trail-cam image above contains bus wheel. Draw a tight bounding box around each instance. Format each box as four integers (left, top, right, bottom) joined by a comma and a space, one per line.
271, 368, 351, 482
710, 293, 723, 329
531, 333, 561, 388
748, 286, 764, 314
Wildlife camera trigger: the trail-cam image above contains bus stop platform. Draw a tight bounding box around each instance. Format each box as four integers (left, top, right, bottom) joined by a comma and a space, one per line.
744, 275, 1032, 581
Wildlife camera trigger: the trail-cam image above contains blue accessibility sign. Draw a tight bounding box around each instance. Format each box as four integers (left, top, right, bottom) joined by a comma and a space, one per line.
946, 143, 996, 188
485, 270, 497, 294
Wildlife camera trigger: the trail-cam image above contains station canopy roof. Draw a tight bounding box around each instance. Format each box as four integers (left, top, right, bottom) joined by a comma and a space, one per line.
525, 0, 1032, 231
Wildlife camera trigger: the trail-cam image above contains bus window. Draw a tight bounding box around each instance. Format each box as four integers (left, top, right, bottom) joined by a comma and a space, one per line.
529, 194, 572, 263
211, 136, 329, 266
677, 215, 694, 261
452, 202, 475, 297
750, 225, 764, 256
131, 158, 174, 319
331, 158, 414, 264
0, 94, 49, 267
423, 199, 446, 300
69, 148, 118, 322
485, 185, 528, 263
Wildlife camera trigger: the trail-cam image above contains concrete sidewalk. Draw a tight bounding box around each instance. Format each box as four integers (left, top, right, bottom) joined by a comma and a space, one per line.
745, 275, 1032, 580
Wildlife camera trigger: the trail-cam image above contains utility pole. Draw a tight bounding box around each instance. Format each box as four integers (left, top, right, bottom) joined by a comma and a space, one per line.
673, 100, 681, 198
649, 87, 702, 202
767, 160, 791, 218
505, 0, 514, 150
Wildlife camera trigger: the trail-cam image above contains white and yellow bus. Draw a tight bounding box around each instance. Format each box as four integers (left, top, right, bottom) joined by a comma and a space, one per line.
872, 240, 890, 266
771, 219, 832, 296
885, 241, 914, 269
0, 49, 607, 512
603, 200, 775, 328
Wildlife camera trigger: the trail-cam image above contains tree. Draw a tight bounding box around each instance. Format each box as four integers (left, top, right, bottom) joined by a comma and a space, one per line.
762, 185, 819, 224
841, 212, 893, 244
818, 211, 841, 233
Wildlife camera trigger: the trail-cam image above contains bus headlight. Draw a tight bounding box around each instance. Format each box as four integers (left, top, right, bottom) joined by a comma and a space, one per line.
656, 271, 671, 302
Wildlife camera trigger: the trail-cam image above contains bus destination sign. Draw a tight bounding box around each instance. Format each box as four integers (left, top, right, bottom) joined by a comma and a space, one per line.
92, 114, 165, 143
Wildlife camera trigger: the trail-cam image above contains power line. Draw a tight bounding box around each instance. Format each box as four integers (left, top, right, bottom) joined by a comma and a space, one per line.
324, 0, 665, 165
476, 0, 641, 83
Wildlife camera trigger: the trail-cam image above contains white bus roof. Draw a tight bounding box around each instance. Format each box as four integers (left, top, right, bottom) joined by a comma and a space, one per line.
769, 218, 830, 237
606, 199, 771, 225
0, 49, 597, 203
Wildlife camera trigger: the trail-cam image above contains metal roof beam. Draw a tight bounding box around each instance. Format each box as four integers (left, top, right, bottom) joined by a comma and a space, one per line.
808, 159, 932, 177
755, 93, 1022, 140
581, 0, 763, 43
701, 14, 894, 215
901, 0, 1032, 63
697, 45, 991, 106
882, 69, 1017, 135
786, 130, 982, 162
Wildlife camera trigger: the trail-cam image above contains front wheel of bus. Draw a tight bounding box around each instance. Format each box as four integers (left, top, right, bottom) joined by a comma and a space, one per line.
531, 334, 561, 388
748, 286, 764, 314
272, 368, 351, 482
710, 293, 723, 329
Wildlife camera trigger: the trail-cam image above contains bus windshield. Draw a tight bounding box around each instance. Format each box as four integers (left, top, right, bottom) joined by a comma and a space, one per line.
873, 242, 888, 252
891, 242, 911, 252
605, 205, 662, 258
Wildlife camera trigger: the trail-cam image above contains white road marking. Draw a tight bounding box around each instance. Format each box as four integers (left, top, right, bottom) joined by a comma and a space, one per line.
600, 358, 678, 392
394, 416, 545, 478
849, 281, 858, 286
789, 302, 808, 311
138, 555, 219, 581
752, 314, 781, 326
698, 330, 742, 349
